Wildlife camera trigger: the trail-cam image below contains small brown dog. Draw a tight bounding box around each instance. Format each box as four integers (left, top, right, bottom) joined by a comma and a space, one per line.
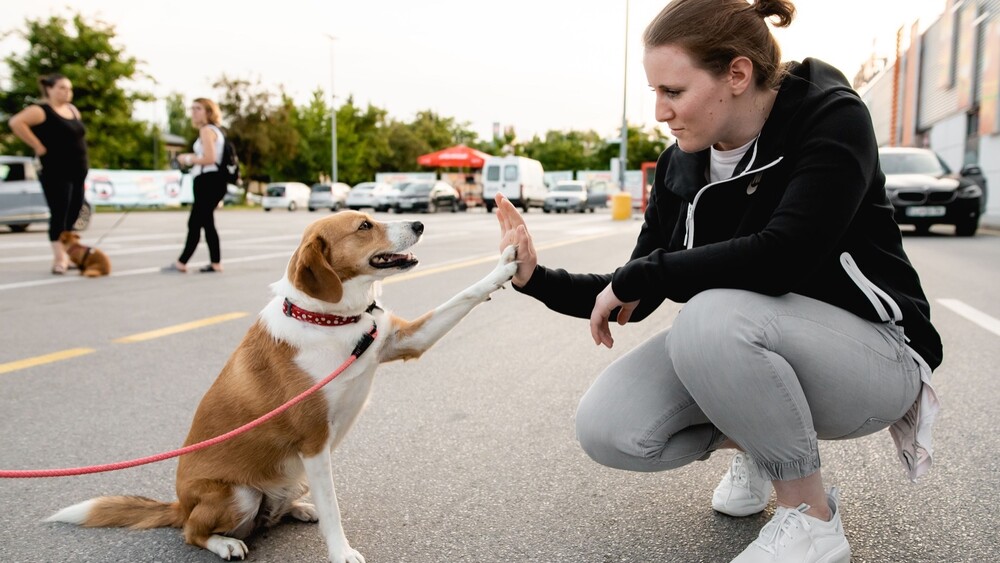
59, 231, 111, 277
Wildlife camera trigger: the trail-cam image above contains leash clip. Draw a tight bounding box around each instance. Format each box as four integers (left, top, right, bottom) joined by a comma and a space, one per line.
352, 323, 378, 357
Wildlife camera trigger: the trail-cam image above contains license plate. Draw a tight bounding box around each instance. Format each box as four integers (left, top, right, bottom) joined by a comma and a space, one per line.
400, 202, 412, 209
905, 206, 946, 217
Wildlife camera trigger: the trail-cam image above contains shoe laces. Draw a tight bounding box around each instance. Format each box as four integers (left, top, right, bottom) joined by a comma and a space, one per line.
729, 453, 751, 487
753, 504, 812, 555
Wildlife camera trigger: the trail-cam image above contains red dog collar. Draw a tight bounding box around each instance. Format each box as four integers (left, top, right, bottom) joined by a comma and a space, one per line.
282, 298, 378, 327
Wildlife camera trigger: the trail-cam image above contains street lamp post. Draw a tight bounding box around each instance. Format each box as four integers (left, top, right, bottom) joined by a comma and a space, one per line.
619, 0, 629, 192
324, 34, 338, 184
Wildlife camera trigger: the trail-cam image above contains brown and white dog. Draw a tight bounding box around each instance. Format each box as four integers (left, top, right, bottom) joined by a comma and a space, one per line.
59, 231, 111, 277
45, 211, 517, 562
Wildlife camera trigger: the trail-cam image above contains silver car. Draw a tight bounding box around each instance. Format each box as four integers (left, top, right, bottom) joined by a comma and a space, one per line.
308, 182, 351, 212
0, 155, 91, 233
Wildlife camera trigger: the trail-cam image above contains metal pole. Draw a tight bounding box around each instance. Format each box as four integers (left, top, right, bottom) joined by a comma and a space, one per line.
325, 34, 338, 184
619, 0, 629, 191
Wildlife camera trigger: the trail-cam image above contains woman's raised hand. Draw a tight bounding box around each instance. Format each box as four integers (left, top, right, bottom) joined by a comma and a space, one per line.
494, 193, 537, 287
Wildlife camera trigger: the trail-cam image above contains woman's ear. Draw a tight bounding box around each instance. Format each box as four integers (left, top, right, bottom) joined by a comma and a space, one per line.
728, 56, 755, 96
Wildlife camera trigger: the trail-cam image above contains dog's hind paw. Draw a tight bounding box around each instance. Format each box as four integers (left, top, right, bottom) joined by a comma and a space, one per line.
289, 501, 319, 522
206, 534, 248, 560
328, 544, 366, 563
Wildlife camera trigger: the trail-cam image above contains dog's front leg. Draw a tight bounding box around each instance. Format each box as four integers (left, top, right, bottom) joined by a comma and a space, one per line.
300, 451, 365, 563
381, 245, 517, 362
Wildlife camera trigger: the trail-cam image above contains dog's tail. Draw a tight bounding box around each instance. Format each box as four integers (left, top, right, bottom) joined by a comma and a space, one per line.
45, 496, 184, 529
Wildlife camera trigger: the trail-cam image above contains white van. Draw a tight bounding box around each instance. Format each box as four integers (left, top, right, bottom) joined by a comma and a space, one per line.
482, 156, 547, 212
262, 182, 311, 212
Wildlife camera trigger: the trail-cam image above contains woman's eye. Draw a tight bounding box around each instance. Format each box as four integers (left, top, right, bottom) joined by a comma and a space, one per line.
359, 220, 372, 231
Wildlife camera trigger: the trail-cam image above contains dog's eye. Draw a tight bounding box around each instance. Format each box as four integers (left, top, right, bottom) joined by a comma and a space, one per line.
358, 220, 372, 231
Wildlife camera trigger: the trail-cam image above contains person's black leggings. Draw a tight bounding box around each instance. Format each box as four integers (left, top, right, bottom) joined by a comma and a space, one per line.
179, 171, 227, 265
41, 172, 86, 242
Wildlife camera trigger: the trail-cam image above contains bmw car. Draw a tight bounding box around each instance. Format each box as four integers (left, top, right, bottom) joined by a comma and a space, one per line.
879, 147, 987, 236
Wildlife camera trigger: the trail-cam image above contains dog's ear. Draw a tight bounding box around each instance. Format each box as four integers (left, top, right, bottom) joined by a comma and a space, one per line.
288, 235, 343, 303
58, 231, 76, 244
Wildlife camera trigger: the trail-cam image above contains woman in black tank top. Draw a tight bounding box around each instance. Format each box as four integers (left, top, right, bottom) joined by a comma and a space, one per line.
8, 73, 90, 274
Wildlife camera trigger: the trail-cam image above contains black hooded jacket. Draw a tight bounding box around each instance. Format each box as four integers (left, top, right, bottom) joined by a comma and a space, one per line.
516, 58, 942, 370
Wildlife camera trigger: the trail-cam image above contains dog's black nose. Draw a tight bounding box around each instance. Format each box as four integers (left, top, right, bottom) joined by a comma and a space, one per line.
411, 222, 424, 235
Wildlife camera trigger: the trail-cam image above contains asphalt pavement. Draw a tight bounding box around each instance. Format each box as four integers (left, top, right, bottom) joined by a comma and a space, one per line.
1, 207, 998, 562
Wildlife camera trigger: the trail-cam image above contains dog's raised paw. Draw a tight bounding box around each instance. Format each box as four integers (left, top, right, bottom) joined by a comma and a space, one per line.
486, 244, 518, 287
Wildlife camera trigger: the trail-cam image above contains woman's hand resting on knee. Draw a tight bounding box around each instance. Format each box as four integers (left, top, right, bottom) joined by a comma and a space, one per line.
590, 284, 639, 349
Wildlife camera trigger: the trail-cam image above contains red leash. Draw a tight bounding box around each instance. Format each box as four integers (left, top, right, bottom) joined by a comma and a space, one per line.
0, 326, 377, 479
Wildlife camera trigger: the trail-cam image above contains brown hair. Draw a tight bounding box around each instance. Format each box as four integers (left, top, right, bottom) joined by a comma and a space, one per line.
37, 73, 69, 98
193, 97, 222, 125
643, 0, 796, 89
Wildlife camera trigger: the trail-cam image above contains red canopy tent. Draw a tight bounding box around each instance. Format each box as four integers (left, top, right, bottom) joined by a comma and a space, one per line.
417, 144, 492, 168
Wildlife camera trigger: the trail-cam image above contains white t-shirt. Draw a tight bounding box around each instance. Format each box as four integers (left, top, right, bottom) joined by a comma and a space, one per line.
192, 124, 224, 175
709, 137, 756, 183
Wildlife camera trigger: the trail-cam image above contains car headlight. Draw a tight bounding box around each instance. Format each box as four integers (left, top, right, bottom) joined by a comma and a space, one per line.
956, 184, 982, 198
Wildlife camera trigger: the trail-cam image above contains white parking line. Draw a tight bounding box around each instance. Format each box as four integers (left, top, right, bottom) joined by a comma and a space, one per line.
0, 251, 295, 290
0, 232, 294, 264
936, 298, 1000, 337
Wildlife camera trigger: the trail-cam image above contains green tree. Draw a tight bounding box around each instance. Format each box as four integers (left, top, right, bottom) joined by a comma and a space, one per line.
335, 97, 392, 185
291, 89, 333, 184
520, 129, 605, 171
165, 92, 197, 145
590, 124, 671, 170
212, 75, 299, 186
0, 13, 153, 168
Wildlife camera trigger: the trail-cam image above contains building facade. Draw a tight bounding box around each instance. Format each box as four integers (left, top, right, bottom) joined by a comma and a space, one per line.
858, 0, 999, 216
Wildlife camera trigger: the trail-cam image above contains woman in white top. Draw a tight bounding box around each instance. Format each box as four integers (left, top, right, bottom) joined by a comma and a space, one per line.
163, 98, 227, 273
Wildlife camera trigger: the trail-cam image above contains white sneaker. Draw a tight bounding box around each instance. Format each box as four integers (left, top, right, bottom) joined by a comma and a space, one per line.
730, 487, 852, 563
713, 452, 773, 517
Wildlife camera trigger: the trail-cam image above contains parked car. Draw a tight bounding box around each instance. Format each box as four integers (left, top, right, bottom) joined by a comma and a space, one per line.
222, 184, 245, 206
0, 155, 91, 232
345, 181, 396, 211
879, 147, 987, 236
481, 155, 548, 212
262, 182, 311, 212
542, 180, 608, 213
392, 181, 462, 213
308, 182, 351, 212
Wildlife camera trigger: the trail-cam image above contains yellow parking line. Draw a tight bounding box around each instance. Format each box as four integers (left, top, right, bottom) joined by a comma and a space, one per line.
0, 348, 96, 375
113, 312, 249, 343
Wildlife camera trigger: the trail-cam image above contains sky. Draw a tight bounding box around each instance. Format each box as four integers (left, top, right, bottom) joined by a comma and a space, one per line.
2, 0, 949, 142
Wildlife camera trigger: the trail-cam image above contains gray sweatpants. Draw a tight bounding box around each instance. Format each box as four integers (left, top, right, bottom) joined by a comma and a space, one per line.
575, 289, 922, 481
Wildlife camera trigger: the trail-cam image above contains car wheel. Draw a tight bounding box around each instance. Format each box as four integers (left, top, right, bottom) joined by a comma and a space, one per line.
264, 207, 272, 212
74, 202, 92, 231
427, 201, 437, 213
451, 200, 459, 212
485, 201, 495, 213
8, 223, 30, 233
955, 215, 979, 237
308, 207, 316, 212
288, 202, 297, 212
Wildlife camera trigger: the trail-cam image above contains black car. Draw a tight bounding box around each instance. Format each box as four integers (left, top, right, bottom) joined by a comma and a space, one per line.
879, 147, 987, 236
392, 181, 462, 213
